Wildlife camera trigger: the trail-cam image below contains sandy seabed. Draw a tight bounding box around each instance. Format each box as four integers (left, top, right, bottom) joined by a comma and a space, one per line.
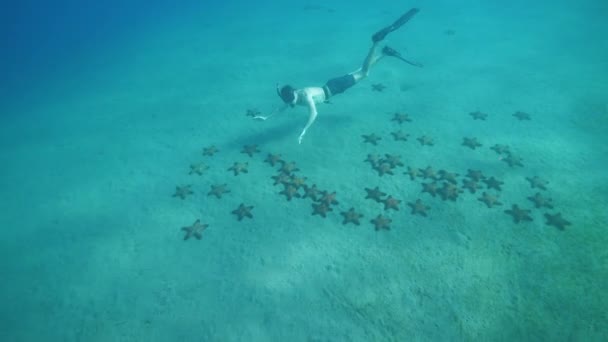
1, 1, 607, 341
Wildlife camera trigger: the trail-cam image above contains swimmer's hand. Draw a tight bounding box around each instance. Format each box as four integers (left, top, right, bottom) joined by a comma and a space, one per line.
298, 131, 306, 144
253, 105, 287, 121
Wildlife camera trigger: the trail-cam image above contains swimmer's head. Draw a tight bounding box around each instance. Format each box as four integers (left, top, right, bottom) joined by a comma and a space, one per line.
277, 84, 296, 105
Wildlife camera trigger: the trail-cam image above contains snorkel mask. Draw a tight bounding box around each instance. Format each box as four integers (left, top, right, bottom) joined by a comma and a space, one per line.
276, 83, 296, 106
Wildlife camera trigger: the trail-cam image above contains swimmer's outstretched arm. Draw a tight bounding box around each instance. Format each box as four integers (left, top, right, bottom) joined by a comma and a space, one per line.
298, 97, 318, 144
253, 104, 288, 121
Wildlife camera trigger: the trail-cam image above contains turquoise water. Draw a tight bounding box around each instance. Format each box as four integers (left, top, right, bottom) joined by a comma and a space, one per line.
1, 0, 607, 341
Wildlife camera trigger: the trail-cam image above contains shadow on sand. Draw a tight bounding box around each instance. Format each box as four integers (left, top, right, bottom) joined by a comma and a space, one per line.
225, 113, 354, 149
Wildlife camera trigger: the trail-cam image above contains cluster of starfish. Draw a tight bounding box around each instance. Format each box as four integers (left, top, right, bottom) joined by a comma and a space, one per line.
174, 143, 262, 240
364, 186, 428, 223
354, 110, 571, 230
500, 176, 570, 230
174, 105, 571, 240
263, 153, 398, 230
405, 166, 503, 207
364, 153, 404, 176
263, 155, 344, 219
259, 149, 428, 230
469, 110, 532, 121
361, 112, 530, 170
268, 155, 424, 230
466, 110, 568, 228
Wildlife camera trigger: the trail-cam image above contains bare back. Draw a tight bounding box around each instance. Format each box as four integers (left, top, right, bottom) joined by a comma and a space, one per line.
295, 87, 327, 106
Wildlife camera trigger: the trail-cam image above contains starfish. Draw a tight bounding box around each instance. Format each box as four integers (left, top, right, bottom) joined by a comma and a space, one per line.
279, 161, 299, 174
362, 133, 382, 145
502, 153, 524, 168
465, 169, 486, 182
527, 192, 553, 209
202, 145, 219, 156
245, 108, 261, 117
364, 153, 380, 166
365, 186, 386, 202
373, 162, 394, 176
391, 112, 412, 124
526, 176, 548, 190
271, 172, 291, 186
280, 184, 301, 201
484, 177, 504, 191
408, 199, 429, 216
318, 191, 339, 206
382, 196, 401, 211
405, 166, 421, 180
207, 184, 230, 199
371, 214, 392, 230
544, 213, 571, 230
490, 144, 510, 155
469, 110, 488, 120
371, 83, 386, 92
438, 182, 462, 201
417, 135, 434, 146
302, 184, 321, 201
421, 182, 438, 197
513, 111, 531, 120
383, 154, 404, 168
504, 204, 532, 223
264, 153, 283, 167
462, 179, 481, 194
312, 202, 332, 218
462, 137, 482, 150
173, 185, 193, 199
421, 166, 437, 180
232, 203, 254, 221
340, 208, 363, 225
227, 162, 249, 176
181, 219, 208, 240
438, 170, 459, 184
391, 130, 409, 141
288, 175, 307, 189
478, 192, 502, 208
189, 163, 209, 176
241, 144, 260, 157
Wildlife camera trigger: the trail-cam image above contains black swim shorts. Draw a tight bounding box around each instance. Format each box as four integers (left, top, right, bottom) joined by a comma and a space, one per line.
323, 74, 356, 98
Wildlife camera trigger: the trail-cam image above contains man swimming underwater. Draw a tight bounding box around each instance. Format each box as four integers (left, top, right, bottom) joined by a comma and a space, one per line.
254, 8, 422, 144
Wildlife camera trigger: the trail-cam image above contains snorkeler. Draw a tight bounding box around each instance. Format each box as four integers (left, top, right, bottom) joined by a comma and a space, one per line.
254, 8, 422, 144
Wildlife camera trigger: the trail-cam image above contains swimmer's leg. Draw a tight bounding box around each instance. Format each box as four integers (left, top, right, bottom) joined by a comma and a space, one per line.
351, 42, 385, 81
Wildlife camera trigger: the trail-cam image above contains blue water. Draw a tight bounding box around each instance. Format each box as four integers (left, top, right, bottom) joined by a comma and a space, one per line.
1, 1, 607, 341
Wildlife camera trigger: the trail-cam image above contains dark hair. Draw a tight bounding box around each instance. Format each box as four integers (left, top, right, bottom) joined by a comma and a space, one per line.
278, 85, 296, 104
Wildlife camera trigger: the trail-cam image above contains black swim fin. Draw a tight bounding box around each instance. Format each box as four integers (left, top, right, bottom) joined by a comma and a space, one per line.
372, 8, 420, 43
382, 45, 423, 67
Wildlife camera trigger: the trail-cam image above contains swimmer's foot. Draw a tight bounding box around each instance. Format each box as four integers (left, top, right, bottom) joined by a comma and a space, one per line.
382, 45, 423, 68
382, 45, 402, 58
